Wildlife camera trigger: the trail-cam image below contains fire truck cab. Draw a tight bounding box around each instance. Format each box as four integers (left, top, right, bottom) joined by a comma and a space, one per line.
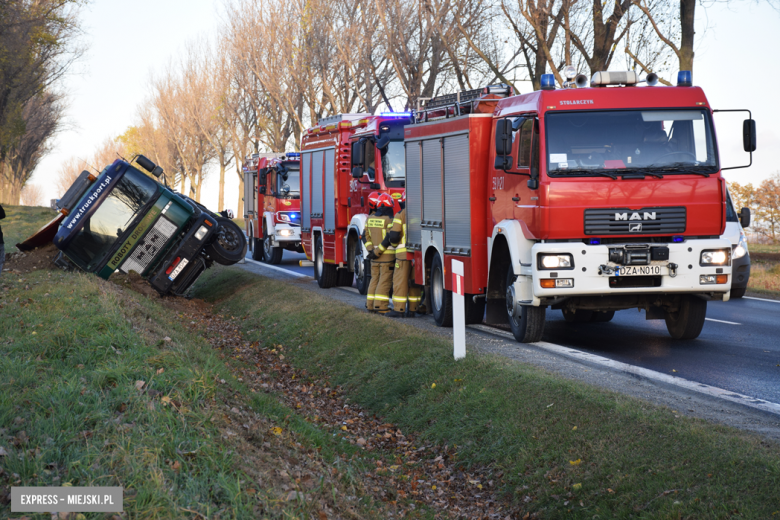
243, 153, 302, 264
407, 71, 755, 342
300, 113, 408, 292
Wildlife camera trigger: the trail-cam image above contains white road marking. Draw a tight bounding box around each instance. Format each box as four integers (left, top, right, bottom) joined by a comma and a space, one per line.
245, 258, 308, 278
244, 259, 780, 417
467, 324, 780, 417
744, 296, 780, 304
705, 318, 741, 325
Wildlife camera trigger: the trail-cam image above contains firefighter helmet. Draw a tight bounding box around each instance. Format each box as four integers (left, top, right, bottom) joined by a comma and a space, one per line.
377, 193, 394, 209
367, 191, 380, 211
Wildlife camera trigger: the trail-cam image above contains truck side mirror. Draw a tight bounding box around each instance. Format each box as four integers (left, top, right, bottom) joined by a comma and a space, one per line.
495, 119, 512, 155
376, 134, 390, 149
739, 207, 751, 228
351, 166, 363, 179
259, 186, 266, 194
494, 156, 512, 170
352, 141, 365, 166
527, 178, 539, 190
136, 155, 156, 172
743, 119, 756, 152
151, 166, 164, 178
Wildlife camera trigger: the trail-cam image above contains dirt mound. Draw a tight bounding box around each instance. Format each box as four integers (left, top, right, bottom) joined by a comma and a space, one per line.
4, 242, 60, 274
110, 271, 163, 299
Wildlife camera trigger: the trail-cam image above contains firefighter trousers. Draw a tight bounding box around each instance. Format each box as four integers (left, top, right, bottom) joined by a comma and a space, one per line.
367, 261, 394, 312
391, 260, 422, 313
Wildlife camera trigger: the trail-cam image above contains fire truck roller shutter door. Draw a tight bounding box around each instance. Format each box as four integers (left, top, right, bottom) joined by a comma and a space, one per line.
405, 141, 422, 248
443, 133, 471, 253
324, 148, 336, 232
301, 152, 311, 231
311, 151, 324, 218
422, 139, 443, 226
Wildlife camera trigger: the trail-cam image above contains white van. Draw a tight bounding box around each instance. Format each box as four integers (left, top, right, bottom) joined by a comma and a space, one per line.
723, 189, 751, 298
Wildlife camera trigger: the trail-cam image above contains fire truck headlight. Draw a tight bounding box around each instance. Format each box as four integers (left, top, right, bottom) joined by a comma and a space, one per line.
194, 225, 208, 241
539, 254, 573, 270
700, 249, 730, 266
733, 234, 748, 259
278, 229, 292, 237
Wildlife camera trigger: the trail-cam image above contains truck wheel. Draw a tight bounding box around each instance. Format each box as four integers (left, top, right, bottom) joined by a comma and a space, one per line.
506, 268, 545, 342
563, 309, 594, 323
730, 287, 746, 299
354, 243, 371, 295
431, 253, 453, 327
590, 310, 615, 323
263, 226, 283, 265
665, 296, 707, 340
251, 237, 264, 261
206, 217, 247, 265
314, 235, 337, 288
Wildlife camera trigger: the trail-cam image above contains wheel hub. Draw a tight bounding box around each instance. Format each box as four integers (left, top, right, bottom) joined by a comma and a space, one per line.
506, 284, 518, 318
432, 266, 443, 310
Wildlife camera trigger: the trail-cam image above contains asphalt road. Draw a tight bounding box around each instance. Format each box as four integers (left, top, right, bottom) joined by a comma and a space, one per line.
246, 249, 780, 407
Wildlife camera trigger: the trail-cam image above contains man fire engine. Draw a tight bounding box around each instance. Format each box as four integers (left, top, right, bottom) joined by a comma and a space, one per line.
404, 70, 755, 341
299, 113, 408, 292
243, 153, 302, 264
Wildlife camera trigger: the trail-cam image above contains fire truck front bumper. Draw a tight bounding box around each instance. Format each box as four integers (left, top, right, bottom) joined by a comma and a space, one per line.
271, 223, 300, 245
524, 238, 733, 302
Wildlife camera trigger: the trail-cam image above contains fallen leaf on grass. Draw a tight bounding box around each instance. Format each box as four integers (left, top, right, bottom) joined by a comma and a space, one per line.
607, 488, 615, 493
134, 380, 145, 391
271, 427, 283, 436
171, 460, 181, 473
161, 396, 171, 405
431, 383, 436, 389
0, 446, 7, 456
156, 368, 164, 375
569, 459, 582, 466
573, 483, 582, 490
572, 426, 578, 431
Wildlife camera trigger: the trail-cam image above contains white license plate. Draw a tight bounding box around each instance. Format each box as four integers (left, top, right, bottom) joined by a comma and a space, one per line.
169, 258, 190, 280
616, 265, 665, 276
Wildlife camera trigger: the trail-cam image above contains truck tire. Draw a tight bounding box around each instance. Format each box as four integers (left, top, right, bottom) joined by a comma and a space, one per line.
314, 235, 337, 288
251, 237, 264, 261
665, 296, 707, 340
590, 310, 615, 323
353, 243, 371, 295
506, 268, 545, 342
431, 253, 453, 327
730, 287, 746, 299
206, 217, 247, 265
563, 309, 593, 323
262, 225, 283, 265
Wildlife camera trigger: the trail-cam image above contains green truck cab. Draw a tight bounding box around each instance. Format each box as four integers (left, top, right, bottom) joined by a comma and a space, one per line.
52, 155, 246, 296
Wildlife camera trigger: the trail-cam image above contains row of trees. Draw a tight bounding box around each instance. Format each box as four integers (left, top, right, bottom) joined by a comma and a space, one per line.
69, 0, 698, 216
0, 0, 83, 205
730, 174, 780, 243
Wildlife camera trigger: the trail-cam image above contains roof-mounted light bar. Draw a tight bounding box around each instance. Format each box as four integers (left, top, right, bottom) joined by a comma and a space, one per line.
677, 70, 692, 87
540, 74, 556, 90
379, 112, 413, 118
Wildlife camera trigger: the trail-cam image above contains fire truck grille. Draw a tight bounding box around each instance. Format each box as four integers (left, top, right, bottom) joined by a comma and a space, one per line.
584, 207, 686, 235
121, 216, 178, 274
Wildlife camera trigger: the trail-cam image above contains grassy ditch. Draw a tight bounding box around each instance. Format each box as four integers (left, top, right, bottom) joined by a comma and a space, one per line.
1, 205, 57, 254
0, 269, 402, 519
195, 266, 780, 519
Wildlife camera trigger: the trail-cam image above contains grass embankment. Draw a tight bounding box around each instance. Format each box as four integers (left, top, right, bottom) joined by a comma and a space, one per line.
1, 205, 57, 254
195, 266, 780, 519
746, 243, 780, 297
0, 270, 400, 519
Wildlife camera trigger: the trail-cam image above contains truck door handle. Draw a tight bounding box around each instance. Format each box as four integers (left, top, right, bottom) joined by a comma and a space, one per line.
489, 197, 496, 201
512, 197, 520, 201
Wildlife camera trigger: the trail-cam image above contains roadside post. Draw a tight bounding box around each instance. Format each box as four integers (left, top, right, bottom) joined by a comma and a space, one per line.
452, 259, 466, 360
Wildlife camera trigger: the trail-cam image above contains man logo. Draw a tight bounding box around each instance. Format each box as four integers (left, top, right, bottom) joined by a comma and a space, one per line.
615, 212, 657, 221
629, 223, 642, 232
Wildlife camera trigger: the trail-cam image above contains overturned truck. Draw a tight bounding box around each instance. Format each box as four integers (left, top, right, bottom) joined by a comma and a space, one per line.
19, 155, 247, 296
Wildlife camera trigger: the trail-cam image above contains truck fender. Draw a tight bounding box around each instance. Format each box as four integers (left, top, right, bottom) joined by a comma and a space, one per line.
263, 212, 275, 238
488, 219, 539, 307
346, 214, 368, 266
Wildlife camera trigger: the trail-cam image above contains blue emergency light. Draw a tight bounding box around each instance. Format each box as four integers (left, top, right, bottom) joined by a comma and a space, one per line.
286, 152, 301, 158
677, 71, 692, 87
589, 238, 601, 245
380, 112, 413, 118
672, 236, 684, 243
540, 74, 556, 90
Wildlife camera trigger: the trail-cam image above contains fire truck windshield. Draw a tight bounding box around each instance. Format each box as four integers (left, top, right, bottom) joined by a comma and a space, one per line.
381, 141, 405, 187
545, 109, 717, 176
280, 165, 300, 198
64, 167, 159, 271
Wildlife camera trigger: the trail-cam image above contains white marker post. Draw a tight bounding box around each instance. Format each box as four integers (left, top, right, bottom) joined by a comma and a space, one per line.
451, 259, 466, 360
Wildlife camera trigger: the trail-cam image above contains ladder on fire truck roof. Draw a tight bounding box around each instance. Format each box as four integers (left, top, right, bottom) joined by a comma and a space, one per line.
317, 113, 370, 126
415, 83, 513, 122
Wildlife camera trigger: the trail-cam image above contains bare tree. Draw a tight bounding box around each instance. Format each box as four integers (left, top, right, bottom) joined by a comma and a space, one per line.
20, 183, 44, 206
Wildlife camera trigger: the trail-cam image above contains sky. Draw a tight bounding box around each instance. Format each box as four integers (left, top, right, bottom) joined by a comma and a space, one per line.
30, 0, 780, 212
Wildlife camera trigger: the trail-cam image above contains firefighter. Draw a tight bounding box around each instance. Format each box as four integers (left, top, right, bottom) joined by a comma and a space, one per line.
364, 193, 395, 314
382, 191, 422, 318
362, 192, 381, 310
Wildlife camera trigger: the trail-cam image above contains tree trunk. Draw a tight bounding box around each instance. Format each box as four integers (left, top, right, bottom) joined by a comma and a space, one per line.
236, 161, 244, 218
218, 162, 226, 211
679, 0, 695, 71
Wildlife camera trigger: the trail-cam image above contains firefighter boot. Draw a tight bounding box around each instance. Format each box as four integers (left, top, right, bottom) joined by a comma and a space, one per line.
383, 310, 405, 318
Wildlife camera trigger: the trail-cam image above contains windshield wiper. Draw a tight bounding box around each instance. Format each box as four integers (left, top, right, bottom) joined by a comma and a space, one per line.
656, 166, 710, 177
553, 168, 618, 179
621, 169, 664, 179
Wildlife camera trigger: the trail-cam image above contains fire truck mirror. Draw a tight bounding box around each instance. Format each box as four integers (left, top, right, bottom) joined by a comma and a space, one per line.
527, 178, 539, 190
739, 207, 751, 228
352, 140, 365, 166
495, 119, 512, 155
376, 134, 390, 149
494, 155, 513, 171
259, 186, 266, 194
351, 166, 363, 179
743, 119, 756, 152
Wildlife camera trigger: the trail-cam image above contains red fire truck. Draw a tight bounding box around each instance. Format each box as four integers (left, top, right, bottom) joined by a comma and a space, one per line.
405, 71, 755, 341
300, 114, 408, 291
242, 153, 302, 264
